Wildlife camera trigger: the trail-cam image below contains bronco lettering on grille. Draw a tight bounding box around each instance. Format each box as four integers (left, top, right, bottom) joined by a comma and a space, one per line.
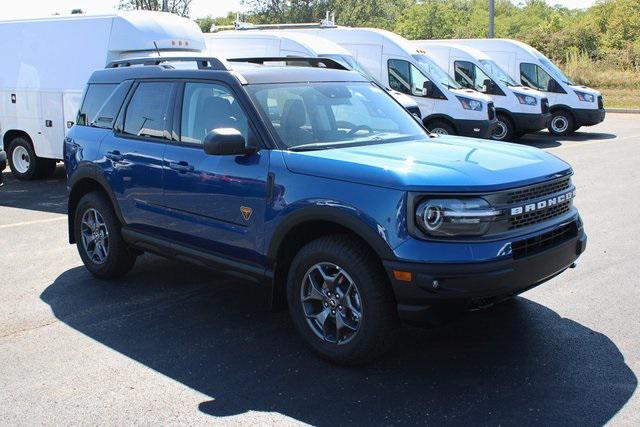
510, 190, 575, 216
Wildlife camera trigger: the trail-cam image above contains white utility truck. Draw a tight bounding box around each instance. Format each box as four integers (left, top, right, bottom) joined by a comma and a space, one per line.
231, 22, 497, 137
0, 11, 205, 179
444, 39, 605, 136
413, 41, 550, 141
205, 30, 422, 118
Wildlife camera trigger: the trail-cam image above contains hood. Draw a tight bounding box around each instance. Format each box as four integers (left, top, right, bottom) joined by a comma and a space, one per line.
282, 137, 571, 192
449, 88, 491, 102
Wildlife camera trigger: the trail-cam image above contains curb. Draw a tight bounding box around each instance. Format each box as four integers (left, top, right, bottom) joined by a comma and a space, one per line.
607, 108, 640, 114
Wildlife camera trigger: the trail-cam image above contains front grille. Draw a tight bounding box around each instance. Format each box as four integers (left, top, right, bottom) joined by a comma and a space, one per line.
488, 102, 496, 120
509, 200, 572, 229
597, 95, 604, 109
507, 177, 571, 204
541, 98, 550, 114
512, 221, 577, 259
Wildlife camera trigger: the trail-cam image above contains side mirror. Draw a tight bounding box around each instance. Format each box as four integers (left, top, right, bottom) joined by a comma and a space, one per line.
422, 81, 435, 97
203, 128, 256, 156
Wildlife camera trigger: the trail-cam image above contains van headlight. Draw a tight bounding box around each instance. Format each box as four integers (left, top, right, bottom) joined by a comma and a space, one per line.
415, 198, 501, 237
574, 91, 595, 102
515, 93, 538, 105
456, 96, 483, 111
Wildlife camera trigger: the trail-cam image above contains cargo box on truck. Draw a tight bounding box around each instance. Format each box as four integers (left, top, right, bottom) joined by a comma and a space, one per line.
0, 11, 205, 180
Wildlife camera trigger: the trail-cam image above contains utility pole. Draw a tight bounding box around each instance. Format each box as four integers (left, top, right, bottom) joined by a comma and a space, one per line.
162, 0, 169, 12
488, 0, 495, 38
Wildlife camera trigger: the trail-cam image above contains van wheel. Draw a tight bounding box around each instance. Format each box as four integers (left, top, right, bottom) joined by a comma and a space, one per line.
426, 120, 455, 136
287, 235, 399, 365
8, 137, 40, 180
74, 192, 137, 279
548, 110, 575, 136
491, 114, 514, 141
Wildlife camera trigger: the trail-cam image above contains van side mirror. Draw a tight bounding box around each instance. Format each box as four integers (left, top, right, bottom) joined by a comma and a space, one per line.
422, 81, 435, 97
203, 128, 256, 156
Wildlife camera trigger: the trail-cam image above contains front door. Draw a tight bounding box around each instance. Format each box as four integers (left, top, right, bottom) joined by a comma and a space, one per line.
162, 81, 269, 265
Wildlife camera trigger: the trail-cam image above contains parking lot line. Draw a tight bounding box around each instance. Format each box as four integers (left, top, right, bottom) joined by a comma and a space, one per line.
0, 216, 66, 230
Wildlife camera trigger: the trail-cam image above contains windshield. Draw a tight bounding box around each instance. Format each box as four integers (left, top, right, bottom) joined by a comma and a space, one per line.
247, 82, 426, 150
320, 54, 385, 87
479, 59, 518, 87
536, 54, 573, 85
412, 54, 461, 89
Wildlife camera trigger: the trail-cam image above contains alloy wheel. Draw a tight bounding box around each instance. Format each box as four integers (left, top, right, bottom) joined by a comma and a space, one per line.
80, 208, 110, 264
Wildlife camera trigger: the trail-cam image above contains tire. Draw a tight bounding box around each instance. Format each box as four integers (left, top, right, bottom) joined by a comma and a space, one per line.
491, 113, 515, 141
426, 120, 456, 136
574, 125, 582, 132
287, 235, 399, 365
8, 137, 39, 180
548, 110, 575, 136
38, 159, 58, 179
74, 191, 137, 279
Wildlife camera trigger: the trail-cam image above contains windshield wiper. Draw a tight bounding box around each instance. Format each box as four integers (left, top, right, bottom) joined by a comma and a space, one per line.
288, 142, 349, 152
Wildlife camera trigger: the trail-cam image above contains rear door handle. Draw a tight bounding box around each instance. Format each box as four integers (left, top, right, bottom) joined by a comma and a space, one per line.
169, 161, 194, 173
105, 150, 123, 162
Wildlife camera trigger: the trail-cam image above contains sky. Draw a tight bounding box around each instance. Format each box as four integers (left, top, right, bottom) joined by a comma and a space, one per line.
1, 0, 597, 20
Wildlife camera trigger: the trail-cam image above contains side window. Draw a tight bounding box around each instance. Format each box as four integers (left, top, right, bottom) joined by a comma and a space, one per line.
180, 82, 249, 145
388, 59, 411, 94
520, 63, 560, 92
123, 82, 173, 140
91, 81, 133, 129
454, 61, 475, 89
77, 84, 117, 126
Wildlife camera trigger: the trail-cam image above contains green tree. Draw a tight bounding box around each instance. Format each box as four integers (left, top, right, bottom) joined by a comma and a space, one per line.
119, 0, 194, 17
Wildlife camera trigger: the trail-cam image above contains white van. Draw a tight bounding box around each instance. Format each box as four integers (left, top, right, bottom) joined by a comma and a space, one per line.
413, 41, 550, 141
0, 11, 205, 180
204, 30, 422, 118
445, 39, 605, 136
274, 27, 497, 138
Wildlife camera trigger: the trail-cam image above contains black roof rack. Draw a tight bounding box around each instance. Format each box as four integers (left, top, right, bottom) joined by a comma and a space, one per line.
106, 57, 227, 70
226, 57, 348, 70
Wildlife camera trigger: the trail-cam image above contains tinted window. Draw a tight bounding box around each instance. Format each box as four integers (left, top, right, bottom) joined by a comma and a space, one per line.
388, 59, 434, 97
91, 81, 133, 129
520, 63, 562, 93
77, 84, 117, 126
180, 82, 249, 145
123, 82, 173, 139
454, 61, 501, 95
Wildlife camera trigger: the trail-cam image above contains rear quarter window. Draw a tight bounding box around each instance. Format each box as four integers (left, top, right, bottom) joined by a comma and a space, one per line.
77, 84, 118, 127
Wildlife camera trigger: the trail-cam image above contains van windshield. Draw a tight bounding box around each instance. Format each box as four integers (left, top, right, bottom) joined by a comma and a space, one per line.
536, 54, 573, 85
247, 82, 426, 151
412, 54, 461, 90
479, 59, 518, 87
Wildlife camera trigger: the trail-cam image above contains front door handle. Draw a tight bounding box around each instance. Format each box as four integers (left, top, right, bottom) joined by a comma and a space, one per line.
105, 150, 123, 162
169, 161, 194, 173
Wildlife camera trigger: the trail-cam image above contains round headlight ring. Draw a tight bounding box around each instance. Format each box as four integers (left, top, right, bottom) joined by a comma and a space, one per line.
422, 204, 444, 231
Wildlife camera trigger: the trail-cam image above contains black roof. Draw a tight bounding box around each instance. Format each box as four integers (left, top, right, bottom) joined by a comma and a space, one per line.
88, 63, 369, 85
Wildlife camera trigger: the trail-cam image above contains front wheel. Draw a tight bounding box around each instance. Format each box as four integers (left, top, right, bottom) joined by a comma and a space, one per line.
287, 235, 399, 365
548, 110, 575, 136
74, 192, 137, 279
426, 120, 455, 136
491, 114, 515, 141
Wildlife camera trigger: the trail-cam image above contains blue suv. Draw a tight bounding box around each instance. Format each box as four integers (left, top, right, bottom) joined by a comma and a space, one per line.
65, 57, 586, 364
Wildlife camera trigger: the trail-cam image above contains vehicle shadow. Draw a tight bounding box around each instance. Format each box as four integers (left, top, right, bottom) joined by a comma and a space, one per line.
517, 131, 616, 149
41, 256, 636, 425
0, 165, 67, 214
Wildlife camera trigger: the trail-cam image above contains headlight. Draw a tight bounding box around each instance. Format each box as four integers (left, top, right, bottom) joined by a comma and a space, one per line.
574, 91, 595, 102
515, 93, 538, 106
456, 96, 483, 111
415, 198, 500, 237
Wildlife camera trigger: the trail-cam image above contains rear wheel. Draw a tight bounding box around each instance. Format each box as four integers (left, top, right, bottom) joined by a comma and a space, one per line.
548, 110, 575, 136
491, 114, 515, 141
426, 120, 455, 136
287, 235, 399, 365
74, 192, 137, 279
7, 136, 56, 180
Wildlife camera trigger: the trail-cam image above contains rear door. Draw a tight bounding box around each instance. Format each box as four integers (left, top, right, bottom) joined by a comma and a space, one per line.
161, 80, 270, 265
99, 80, 176, 233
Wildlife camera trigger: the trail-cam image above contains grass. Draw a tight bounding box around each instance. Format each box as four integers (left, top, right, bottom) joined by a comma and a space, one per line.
599, 88, 640, 109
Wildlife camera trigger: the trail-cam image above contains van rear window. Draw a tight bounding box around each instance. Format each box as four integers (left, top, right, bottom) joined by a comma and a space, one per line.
77, 84, 117, 127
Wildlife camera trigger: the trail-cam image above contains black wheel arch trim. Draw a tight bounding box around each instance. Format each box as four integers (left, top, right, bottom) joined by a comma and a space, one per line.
549, 104, 576, 118
266, 206, 396, 265
422, 114, 458, 133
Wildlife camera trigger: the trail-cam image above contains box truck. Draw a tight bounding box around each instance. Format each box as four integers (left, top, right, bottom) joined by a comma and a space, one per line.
0, 11, 205, 180
413, 41, 550, 141
205, 30, 422, 118
443, 39, 605, 136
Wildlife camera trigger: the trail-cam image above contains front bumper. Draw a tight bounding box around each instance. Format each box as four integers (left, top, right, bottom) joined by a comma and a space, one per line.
573, 108, 605, 127
456, 118, 498, 139
512, 112, 551, 133
384, 227, 586, 324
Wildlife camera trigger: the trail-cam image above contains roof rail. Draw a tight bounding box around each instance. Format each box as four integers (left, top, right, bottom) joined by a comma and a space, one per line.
106, 57, 227, 70
226, 57, 348, 70
211, 12, 336, 32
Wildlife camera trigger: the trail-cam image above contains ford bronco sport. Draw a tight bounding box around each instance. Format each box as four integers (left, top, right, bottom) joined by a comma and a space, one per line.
65, 57, 586, 364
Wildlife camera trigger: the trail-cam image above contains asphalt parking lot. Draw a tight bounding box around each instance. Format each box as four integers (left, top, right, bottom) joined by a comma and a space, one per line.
0, 113, 638, 425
